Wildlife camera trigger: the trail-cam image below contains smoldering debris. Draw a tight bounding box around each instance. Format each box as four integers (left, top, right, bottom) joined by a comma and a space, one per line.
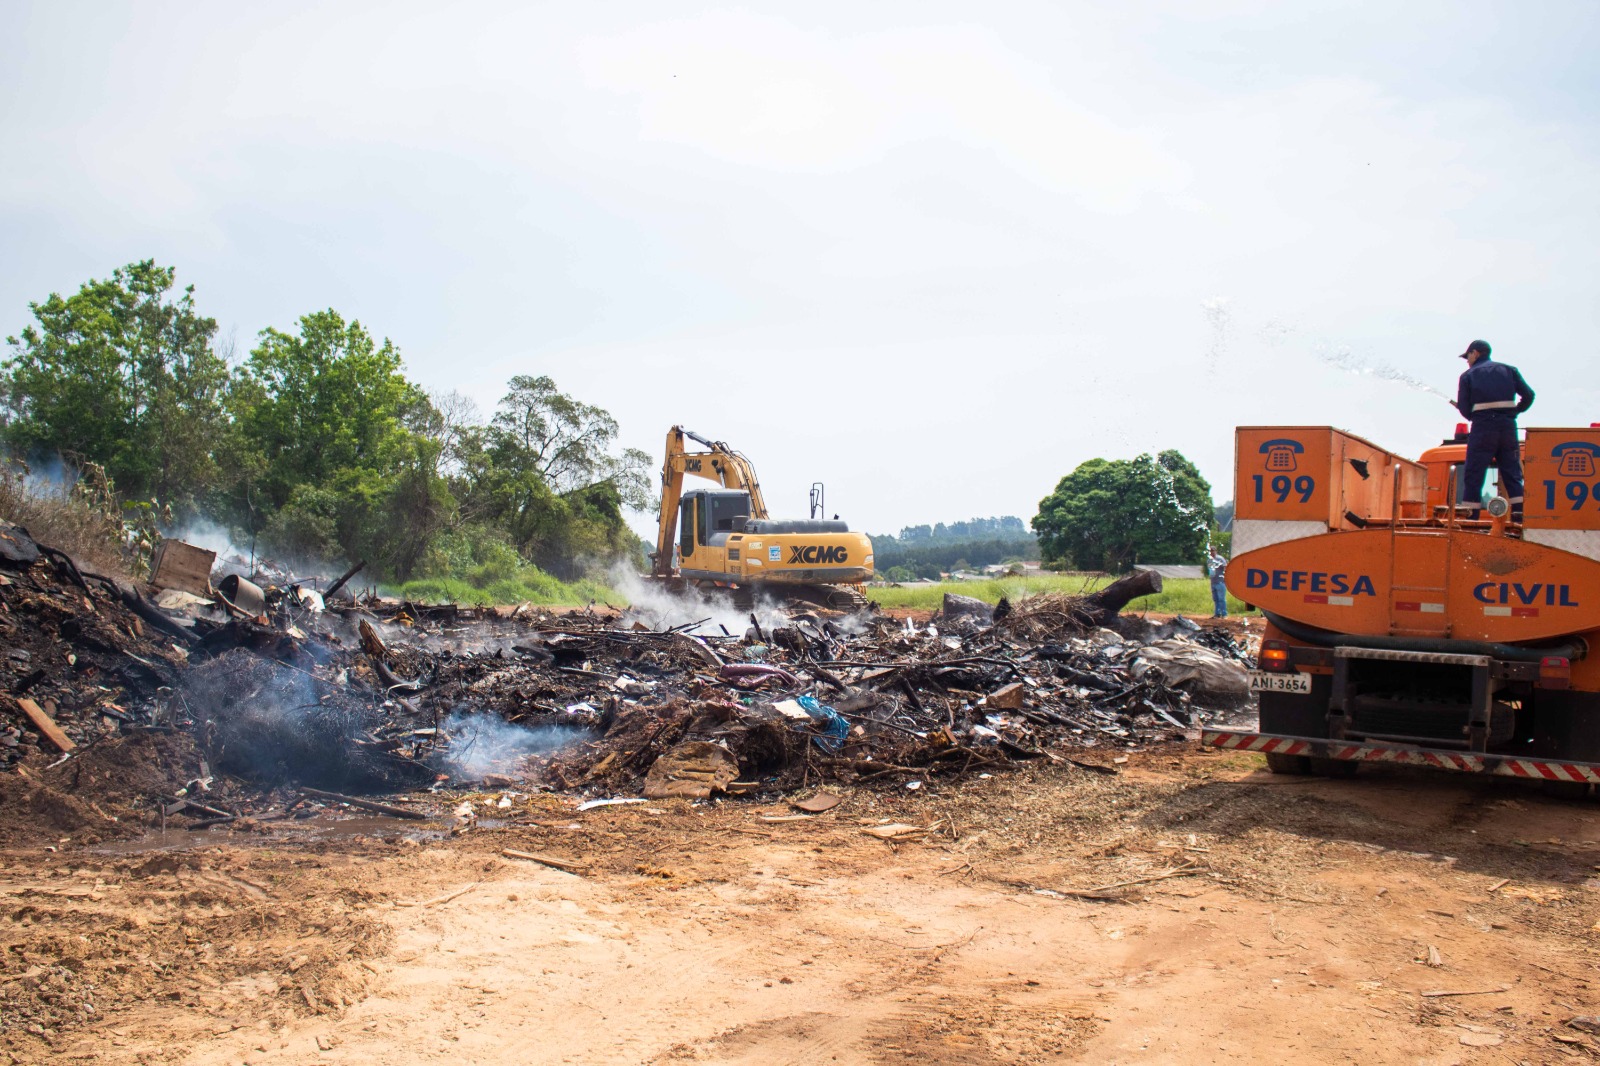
0, 524, 1256, 840
185, 652, 436, 793
437, 710, 592, 778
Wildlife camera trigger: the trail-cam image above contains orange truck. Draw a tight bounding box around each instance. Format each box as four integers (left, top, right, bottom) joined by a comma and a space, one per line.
1204, 423, 1600, 791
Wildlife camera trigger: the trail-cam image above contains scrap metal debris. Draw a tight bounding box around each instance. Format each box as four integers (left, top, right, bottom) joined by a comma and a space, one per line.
0, 528, 1254, 842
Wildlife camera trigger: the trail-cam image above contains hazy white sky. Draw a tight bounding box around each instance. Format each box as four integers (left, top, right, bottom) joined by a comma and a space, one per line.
3, 0, 1597, 537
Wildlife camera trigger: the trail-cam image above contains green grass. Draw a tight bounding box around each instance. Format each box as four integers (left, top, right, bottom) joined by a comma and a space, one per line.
865, 572, 1256, 617
388, 568, 1253, 615
391, 573, 624, 608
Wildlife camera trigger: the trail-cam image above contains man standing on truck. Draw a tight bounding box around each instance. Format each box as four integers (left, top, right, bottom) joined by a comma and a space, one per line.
1453, 339, 1535, 521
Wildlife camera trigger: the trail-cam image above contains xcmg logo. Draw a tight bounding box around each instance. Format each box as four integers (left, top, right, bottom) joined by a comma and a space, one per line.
1245, 568, 1377, 596
788, 545, 849, 565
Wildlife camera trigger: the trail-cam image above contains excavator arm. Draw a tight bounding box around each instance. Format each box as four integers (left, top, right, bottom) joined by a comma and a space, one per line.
652, 426, 770, 577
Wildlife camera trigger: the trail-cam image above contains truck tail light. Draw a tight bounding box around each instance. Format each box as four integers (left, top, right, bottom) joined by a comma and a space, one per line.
1260, 640, 1291, 672
1539, 656, 1571, 690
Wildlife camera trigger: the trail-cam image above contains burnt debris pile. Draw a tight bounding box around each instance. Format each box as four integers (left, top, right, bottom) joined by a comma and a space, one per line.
1, 528, 1255, 832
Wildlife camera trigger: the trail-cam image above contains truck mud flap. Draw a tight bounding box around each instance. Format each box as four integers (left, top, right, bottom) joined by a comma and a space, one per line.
1202, 728, 1600, 784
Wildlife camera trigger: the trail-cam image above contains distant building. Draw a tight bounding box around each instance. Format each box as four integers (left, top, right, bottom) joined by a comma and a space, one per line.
1133, 563, 1206, 581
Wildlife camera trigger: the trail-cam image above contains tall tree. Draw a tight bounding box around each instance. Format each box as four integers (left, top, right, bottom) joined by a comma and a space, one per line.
486, 375, 650, 506
449, 376, 650, 576
225, 310, 455, 577
2, 260, 227, 512
229, 310, 428, 506
1032, 450, 1212, 571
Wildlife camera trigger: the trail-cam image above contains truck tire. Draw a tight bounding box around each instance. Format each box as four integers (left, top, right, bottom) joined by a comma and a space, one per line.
1265, 752, 1311, 775
1307, 757, 1358, 778
1540, 780, 1594, 801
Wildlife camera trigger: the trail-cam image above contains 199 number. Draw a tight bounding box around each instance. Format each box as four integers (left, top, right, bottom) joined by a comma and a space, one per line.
1542, 480, 1600, 510
1253, 474, 1315, 504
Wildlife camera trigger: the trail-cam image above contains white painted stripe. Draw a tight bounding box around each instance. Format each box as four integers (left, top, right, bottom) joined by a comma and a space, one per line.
1483, 606, 1512, 616
1205, 731, 1600, 783
1328, 595, 1354, 606
1231, 519, 1329, 556
1420, 603, 1445, 613
1524, 528, 1600, 563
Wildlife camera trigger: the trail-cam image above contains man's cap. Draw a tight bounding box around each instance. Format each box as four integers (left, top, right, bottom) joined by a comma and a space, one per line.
1459, 339, 1491, 360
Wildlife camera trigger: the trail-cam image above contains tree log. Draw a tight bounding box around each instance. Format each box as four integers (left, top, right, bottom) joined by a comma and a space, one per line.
938, 593, 995, 625
1081, 569, 1162, 627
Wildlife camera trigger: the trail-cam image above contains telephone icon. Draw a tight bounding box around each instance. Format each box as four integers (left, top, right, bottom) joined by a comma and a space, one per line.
1259, 438, 1305, 472
1552, 441, 1600, 478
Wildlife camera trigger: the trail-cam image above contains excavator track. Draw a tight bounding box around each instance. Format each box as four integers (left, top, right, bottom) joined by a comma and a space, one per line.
719, 581, 872, 615
644, 577, 870, 617
783, 583, 871, 612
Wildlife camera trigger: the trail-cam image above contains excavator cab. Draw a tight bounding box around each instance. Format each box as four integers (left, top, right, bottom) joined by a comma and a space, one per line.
678, 489, 753, 563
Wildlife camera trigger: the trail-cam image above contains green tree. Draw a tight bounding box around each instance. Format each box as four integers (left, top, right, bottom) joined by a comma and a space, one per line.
1032, 449, 1212, 571
2, 260, 228, 513
229, 310, 426, 508
449, 376, 650, 577
223, 310, 458, 578
486, 375, 651, 507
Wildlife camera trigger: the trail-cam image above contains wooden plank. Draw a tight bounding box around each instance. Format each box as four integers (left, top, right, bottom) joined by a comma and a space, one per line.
1420, 985, 1510, 998
299, 786, 428, 820
149, 540, 216, 596
501, 849, 588, 874
13, 698, 75, 753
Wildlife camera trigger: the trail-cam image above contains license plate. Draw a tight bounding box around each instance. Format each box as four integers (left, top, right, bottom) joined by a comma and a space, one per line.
1249, 670, 1311, 694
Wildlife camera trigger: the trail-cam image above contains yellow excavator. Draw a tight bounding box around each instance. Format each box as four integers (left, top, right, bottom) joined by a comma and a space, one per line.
651, 426, 874, 610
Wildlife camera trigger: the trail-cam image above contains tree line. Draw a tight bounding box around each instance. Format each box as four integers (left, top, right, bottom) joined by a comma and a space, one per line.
869, 516, 1039, 581
1, 261, 650, 584
895, 515, 1031, 543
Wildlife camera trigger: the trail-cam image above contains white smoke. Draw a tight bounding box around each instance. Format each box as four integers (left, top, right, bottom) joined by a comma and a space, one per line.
608, 562, 794, 637
169, 517, 251, 565
19, 454, 77, 495
439, 709, 588, 779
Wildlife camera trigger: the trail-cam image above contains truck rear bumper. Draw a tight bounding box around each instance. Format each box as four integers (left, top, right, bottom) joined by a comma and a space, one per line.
1203, 727, 1600, 784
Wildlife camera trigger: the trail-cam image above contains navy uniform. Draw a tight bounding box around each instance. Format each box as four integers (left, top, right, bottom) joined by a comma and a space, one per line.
1453, 339, 1535, 521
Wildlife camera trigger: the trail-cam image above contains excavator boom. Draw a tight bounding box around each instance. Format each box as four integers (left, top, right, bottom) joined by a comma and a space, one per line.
654, 426, 769, 577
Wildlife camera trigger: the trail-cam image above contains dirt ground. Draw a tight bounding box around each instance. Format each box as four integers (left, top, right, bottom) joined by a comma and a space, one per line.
5, 741, 1599, 1066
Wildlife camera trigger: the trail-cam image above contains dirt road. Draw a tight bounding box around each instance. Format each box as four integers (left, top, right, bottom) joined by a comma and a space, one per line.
6, 747, 1599, 1065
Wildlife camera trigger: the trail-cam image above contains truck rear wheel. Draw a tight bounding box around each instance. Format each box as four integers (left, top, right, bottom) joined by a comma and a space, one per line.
1307, 757, 1358, 778
1265, 753, 1311, 775
1540, 780, 1594, 801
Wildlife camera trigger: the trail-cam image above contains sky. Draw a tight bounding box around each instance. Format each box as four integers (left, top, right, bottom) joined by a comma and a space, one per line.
3, 0, 1597, 540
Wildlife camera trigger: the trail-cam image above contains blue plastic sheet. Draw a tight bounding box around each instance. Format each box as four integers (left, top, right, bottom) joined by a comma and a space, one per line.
796, 694, 849, 753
